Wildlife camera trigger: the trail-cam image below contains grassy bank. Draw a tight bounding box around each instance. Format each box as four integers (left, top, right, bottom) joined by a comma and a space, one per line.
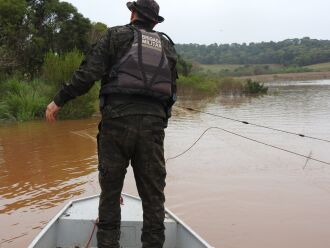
187, 62, 330, 83
197, 63, 313, 77
304, 62, 330, 72
9, 54, 327, 122
0, 77, 99, 122
238, 71, 330, 82
0, 79, 50, 121
176, 56, 267, 94
0, 74, 267, 122
0, 50, 99, 122
177, 75, 268, 95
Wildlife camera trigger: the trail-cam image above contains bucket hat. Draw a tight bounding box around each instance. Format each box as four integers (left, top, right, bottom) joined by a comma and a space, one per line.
127, 0, 164, 23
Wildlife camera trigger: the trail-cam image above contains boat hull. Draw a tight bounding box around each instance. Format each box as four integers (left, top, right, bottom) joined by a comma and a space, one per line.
28, 194, 213, 248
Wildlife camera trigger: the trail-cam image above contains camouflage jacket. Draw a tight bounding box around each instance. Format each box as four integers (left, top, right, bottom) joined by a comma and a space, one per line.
53, 22, 178, 116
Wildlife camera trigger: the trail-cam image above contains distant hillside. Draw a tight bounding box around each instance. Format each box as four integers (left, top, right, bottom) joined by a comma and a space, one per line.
176, 37, 330, 66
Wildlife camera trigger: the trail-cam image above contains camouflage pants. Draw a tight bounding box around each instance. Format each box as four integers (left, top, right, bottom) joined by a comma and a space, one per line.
96, 115, 166, 248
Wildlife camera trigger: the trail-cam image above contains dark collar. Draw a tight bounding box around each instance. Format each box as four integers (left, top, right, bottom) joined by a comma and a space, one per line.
130, 20, 154, 31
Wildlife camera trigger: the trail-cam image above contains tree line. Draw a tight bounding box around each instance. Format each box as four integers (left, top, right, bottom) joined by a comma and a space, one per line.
176, 37, 330, 66
0, 0, 108, 121
0, 0, 107, 78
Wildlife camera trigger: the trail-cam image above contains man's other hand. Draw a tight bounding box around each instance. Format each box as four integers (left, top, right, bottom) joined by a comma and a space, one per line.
46, 101, 61, 122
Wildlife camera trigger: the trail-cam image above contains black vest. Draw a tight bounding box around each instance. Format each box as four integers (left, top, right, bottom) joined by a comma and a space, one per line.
100, 27, 173, 102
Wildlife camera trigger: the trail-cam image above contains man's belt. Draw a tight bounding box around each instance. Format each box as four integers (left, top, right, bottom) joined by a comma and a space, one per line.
102, 94, 165, 108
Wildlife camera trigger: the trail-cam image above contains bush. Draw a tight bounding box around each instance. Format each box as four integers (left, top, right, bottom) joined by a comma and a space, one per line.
177, 75, 219, 92
218, 77, 244, 94
177, 55, 193, 76
0, 79, 50, 121
0, 102, 14, 121
178, 75, 248, 95
243, 79, 268, 94
57, 82, 100, 119
42, 49, 84, 88
177, 74, 268, 96
42, 49, 99, 119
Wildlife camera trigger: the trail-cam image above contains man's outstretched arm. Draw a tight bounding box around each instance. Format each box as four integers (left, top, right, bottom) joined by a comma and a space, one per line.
46, 30, 113, 121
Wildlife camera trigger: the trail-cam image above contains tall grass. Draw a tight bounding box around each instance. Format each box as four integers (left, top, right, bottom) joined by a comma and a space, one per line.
0, 49, 99, 122
0, 79, 50, 121
244, 79, 268, 94
0, 102, 14, 121
304, 62, 330, 72
177, 75, 220, 92
42, 49, 85, 88
218, 77, 244, 94
57, 83, 99, 119
42, 50, 99, 119
177, 58, 268, 95
198, 64, 312, 77
177, 75, 267, 95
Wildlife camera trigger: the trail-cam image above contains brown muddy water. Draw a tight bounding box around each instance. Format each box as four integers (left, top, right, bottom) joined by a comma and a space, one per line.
1, 80, 330, 248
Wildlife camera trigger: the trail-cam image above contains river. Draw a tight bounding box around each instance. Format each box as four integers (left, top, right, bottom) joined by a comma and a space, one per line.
1, 80, 330, 248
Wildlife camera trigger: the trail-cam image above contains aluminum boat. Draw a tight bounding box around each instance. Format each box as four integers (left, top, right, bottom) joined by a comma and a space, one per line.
28, 194, 213, 248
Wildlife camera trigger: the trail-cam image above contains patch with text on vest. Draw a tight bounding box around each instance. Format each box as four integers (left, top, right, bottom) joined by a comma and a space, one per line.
142, 33, 162, 51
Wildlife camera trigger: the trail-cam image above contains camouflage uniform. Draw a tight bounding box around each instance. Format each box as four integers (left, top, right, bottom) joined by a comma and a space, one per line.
97, 114, 166, 248
53, 3, 177, 246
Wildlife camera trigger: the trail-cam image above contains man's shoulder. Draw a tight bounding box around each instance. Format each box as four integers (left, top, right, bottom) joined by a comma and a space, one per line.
108, 25, 134, 38
158, 32, 177, 58
104, 25, 135, 52
158, 32, 175, 47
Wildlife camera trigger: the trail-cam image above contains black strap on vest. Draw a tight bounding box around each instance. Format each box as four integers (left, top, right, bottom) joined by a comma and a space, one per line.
136, 29, 148, 88
149, 51, 165, 87
159, 32, 175, 46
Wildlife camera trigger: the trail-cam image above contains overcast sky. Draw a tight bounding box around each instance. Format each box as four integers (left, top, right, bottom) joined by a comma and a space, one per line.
64, 0, 330, 45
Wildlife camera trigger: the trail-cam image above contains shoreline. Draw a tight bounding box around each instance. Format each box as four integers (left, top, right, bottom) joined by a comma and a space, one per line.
238, 71, 330, 82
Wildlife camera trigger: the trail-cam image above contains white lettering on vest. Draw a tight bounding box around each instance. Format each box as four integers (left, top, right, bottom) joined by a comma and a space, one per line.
142, 34, 162, 50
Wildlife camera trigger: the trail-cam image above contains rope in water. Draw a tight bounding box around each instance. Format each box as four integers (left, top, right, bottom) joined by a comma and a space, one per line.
177, 106, 330, 144
166, 126, 330, 167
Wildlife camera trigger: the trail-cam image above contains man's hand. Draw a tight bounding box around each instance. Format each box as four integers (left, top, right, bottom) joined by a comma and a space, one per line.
46, 101, 61, 122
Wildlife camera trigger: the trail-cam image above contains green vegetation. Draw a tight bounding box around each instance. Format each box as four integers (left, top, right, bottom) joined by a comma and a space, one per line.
42, 49, 85, 88
57, 85, 99, 120
89, 22, 108, 44
0, 50, 99, 122
244, 79, 268, 94
177, 55, 193, 76
177, 75, 268, 95
176, 38, 330, 66
304, 62, 330, 72
198, 64, 242, 73
0, 79, 50, 121
178, 75, 219, 92
41, 50, 99, 119
0, 0, 94, 77
176, 41, 330, 93
0, 0, 106, 122
197, 64, 312, 77
176, 56, 268, 95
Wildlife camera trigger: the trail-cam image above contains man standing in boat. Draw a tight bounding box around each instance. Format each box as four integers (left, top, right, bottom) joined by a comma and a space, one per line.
45, 0, 178, 247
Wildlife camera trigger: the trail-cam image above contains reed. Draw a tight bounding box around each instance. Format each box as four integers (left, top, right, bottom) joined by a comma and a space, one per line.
177, 75, 267, 95
42, 49, 99, 119
0, 79, 49, 121
42, 49, 84, 88
177, 75, 219, 92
